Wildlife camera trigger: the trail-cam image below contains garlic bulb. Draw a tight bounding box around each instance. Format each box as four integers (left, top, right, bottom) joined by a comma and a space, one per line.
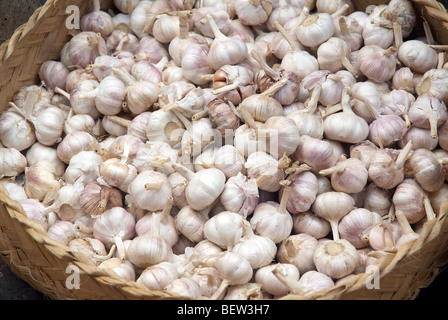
204, 210, 244, 250
280, 49, 319, 81
92, 207, 135, 260
338, 208, 382, 248
317, 0, 353, 15
392, 67, 416, 94
394, 209, 419, 250
319, 155, 368, 194
349, 88, 408, 148
206, 14, 248, 70
98, 258, 136, 281
317, 37, 358, 77
207, 98, 241, 138
164, 278, 202, 298
416, 67, 448, 103
409, 148, 447, 193
79, 181, 123, 216
356, 45, 397, 83
399, 127, 439, 151
213, 145, 246, 179
39, 61, 70, 92
292, 212, 331, 239
112, 67, 160, 115
244, 151, 288, 192
398, 40, 438, 74
293, 135, 339, 173
255, 263, 300, 297
135, 197, 178, 247
392, 178, 428, 224
146, 109, 185, 147
219, 172, 259, 218
313, 238, 359, 279
323, 86, 369, 144
213, 64, 255, 106
174, 204, 212, 243
78, 75, 126, 116
334, 15, 363, 51
232, 220, 277, 269
258, 115, 301, 160
24, 160, 62, 202
238, 80, 285, 122
274, 269, 335, 296
295, 12, 335, 48
34, 106, 66, 146
234, 0, 273, 26
210, 250, 253, 299
368, 141, 413, 190
137, 261, 179, 291
0, 109, 36, 152
126, 213, 173, 269
312, 191, 355, 240
276, 233, 318, 275
363, 183, 392, 216
0, 147, 27, 179
66, 32, 107, 68
282, 165, 319, 214
362, 6, 394, 49
287, 82, 324, 139
250, 181, 294, 244
12, 85, 53, 117
57, 80, 101, 119
193, 7, 231, 38
408, 94, 447, 139
80, 0, 114, 37
68, 237, 114, 266
64, 150, 102, 186
172, 163, 226, 211
127, 169, 172, 212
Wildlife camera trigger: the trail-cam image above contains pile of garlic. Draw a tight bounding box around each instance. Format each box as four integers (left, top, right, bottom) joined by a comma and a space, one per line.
1, 0, 448, 299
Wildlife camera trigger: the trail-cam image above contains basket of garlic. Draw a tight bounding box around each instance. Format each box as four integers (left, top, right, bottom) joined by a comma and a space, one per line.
0, 0, 448, 300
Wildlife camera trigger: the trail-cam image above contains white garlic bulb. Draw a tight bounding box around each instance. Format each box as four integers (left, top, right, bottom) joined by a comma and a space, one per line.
172, 163, 226, 211
219, 172, 259, 218
255, 263, 300, 297
0, 147, 27, 179
398, 40, 438, 74
295, 12, 335, 48
232, 220, 277, 269
276, 233, 319, 275
127, 169, 172, 212
313, 238, 359, 279
204, 210, 244, 250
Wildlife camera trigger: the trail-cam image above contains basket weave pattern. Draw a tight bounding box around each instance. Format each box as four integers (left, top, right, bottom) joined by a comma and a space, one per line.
0, 0, 448, 300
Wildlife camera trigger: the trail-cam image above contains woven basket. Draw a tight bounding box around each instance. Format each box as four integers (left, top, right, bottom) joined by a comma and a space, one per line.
0, 0, 448, 300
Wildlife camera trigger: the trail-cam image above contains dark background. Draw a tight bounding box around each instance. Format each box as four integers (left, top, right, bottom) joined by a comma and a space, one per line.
0, 0, 447, 300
